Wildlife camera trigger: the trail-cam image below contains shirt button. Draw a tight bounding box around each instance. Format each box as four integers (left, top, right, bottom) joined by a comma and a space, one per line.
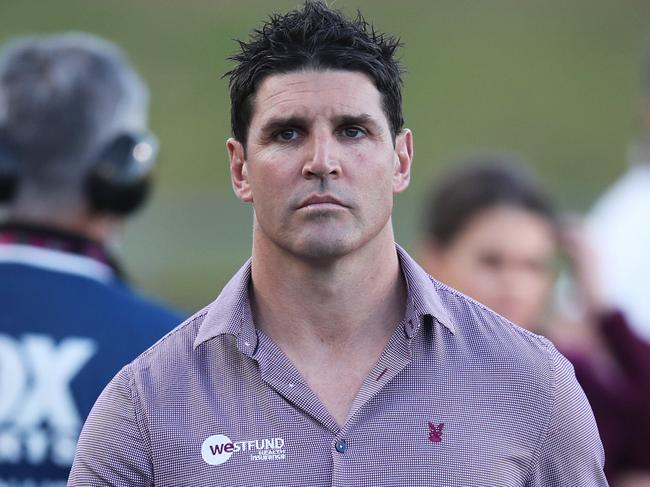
334, 440, 348, 453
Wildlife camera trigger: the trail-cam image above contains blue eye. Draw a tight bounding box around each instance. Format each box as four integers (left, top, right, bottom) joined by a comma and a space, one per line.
343, 127, 364, 138
277, 129, 298, 141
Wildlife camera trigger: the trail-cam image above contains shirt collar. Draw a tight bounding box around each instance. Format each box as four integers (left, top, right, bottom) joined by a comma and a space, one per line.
395, 244, 455, 337
193, 244, 455, 350
193, 259, 256, 352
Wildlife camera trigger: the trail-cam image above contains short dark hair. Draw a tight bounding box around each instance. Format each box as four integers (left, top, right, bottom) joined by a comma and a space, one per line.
226, 0, 404, 147
423, 155, 557, 247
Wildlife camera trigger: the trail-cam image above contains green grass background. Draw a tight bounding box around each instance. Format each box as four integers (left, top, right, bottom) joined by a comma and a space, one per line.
2, 0, 649, 311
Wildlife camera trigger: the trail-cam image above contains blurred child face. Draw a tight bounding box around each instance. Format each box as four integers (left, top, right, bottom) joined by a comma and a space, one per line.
421, 205, 557, 331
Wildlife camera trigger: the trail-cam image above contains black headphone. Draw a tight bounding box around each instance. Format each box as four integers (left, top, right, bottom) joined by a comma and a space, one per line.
0, 130, 17, 203
0, 130, 158, 216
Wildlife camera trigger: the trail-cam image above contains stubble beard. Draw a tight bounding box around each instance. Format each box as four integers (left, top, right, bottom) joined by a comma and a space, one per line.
287, 212, 355, 264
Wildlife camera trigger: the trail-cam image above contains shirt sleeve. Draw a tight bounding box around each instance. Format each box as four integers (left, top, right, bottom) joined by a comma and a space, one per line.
68, 365, 154, 486
526, 344, 609, 486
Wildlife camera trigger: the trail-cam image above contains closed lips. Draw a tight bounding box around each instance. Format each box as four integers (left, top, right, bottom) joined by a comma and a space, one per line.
298, 195, 347, 208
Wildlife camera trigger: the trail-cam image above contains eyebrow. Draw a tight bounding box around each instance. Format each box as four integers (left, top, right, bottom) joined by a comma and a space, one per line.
335, 114, 384, 133
259, 113, 383, 135
259, 116, 309, 136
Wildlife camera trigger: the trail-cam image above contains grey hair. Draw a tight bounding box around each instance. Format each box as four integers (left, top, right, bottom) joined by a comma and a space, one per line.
0, 32, 149, 208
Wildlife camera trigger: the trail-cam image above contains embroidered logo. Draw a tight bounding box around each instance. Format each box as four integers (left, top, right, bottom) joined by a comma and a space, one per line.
201, 434, 286, 465
428, 421, 444, 443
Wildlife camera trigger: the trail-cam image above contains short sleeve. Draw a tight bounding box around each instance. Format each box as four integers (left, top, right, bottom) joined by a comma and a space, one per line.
526, 344, 609, 486
68, 366, 153, 486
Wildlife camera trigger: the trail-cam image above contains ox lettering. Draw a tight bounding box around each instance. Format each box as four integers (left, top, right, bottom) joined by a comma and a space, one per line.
0, 333, 96, 466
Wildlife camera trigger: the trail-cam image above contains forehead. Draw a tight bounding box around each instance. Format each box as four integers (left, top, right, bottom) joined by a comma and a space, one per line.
249, 69, 386, 128
466, 206, 557, 252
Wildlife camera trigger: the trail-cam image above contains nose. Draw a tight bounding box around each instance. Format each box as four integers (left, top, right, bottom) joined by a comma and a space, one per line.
301, 132, 341, 180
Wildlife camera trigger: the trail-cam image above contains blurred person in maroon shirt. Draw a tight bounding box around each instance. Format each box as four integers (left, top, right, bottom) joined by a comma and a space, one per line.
417, 155, 650, 486
583, 43, 650, 344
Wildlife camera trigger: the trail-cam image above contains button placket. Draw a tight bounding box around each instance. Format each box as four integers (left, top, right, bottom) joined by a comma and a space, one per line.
343, 328, 413, 429
256, 333, 340, 433
331, 434, 352, 487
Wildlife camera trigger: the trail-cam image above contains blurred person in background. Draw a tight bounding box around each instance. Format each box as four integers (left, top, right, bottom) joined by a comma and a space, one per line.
0, 33, 183, 485
585, 45, 650, 344
417, 155, 650, 486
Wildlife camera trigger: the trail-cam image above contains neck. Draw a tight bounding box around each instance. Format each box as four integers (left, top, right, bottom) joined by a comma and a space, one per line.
6, 205, 122, 244
250, 222, 406, 353
0, 219, 127, 279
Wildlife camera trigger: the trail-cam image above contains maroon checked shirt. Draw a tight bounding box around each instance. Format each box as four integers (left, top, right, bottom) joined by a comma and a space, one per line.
69, 246, 608, 486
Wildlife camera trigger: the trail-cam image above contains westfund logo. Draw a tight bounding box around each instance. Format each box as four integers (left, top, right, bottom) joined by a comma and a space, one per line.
201, 434, 286, 465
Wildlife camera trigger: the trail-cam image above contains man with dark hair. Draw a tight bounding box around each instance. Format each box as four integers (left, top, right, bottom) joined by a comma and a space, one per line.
70, 2, 607, 485
0, 33, 183, 485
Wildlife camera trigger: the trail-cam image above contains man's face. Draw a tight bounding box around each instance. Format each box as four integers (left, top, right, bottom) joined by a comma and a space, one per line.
228, 69, 412, 262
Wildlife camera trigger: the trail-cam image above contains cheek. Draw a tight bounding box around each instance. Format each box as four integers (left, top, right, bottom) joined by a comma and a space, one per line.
465, 267, 501, 303
442, 251, 496, 300
525, 273, 554, 304
352, 149, 395, 185
248, 165, 292, 201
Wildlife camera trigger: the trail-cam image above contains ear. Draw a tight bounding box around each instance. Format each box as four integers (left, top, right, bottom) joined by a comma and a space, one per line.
227, 138, 253, 203
392, 129, 413, 194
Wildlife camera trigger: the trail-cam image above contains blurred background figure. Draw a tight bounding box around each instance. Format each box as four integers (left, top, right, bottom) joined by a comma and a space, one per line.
0, 33, 183, 484
584, 47, 650, 343
417, 157, 556, 331
417, 156, 650, 486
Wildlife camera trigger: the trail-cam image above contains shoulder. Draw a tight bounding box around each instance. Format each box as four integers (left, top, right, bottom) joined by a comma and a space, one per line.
72, 277, 187, 343
111, 283, 186, 327
427, 276, 567, 400
0, 261, 184, 342
110, 260, 253, 397
121, 304, 212, 376
432, 276, 556, 359
426, 277, 607, 482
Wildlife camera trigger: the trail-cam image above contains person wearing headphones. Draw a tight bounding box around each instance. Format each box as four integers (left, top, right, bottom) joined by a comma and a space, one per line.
0, 33, 183, 485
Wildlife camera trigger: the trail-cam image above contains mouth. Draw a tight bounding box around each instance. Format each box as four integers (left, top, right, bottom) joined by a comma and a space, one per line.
297, 194, 348, 210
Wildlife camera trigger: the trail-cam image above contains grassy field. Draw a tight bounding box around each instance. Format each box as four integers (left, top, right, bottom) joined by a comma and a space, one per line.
2, 0, 649, 311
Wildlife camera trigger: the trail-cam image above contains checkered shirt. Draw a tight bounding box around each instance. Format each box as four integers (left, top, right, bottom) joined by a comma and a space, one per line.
69, 245, 607, 486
